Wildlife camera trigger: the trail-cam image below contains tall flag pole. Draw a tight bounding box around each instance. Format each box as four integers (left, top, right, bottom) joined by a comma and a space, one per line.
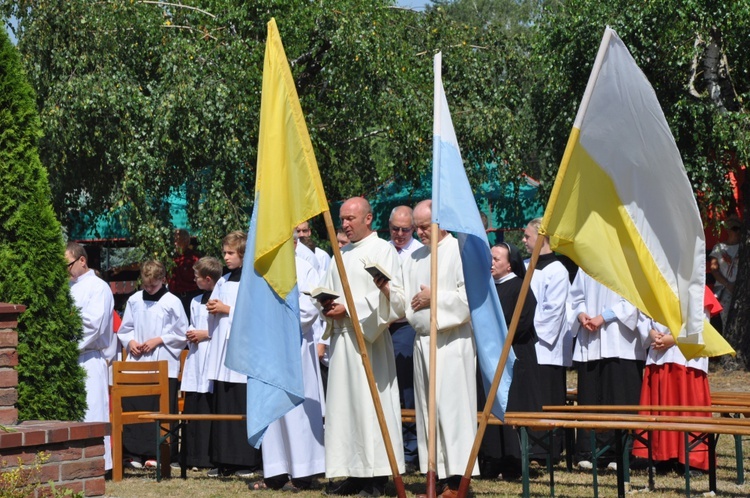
225, 18, 329, 447
432, 52, 516, 497
225, 19, 408, 498
540, 27, 733, 359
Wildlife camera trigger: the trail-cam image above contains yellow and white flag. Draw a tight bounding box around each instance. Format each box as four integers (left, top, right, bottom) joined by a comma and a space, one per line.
541, 27, 733, 358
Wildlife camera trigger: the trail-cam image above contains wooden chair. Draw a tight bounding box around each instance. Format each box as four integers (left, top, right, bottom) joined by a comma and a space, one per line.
110, 360, 170, 482
177, 349, 188, 413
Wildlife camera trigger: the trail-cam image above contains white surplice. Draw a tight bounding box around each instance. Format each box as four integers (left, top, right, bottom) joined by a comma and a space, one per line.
69, 269, 115, 470
117, 290, 188, 377
530, 255, 572, 367
205, 274, 246, 383
569, 270, 647, 362
181, 294, 212, 393
261, 257, 326, 479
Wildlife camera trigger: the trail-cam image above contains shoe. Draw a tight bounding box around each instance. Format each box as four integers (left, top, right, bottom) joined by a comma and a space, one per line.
417, 484, 458, 498
207, 468, 229, 477
404, 461, 419, 475
124, 457, 143, 469
326, 477, 364, 496
577, 460, 593, 470
144, 459, 157, 469
249, 480, 268, 490
357, 489, 381, 498
235, 469, 257, 478
607, 462, 617, 471
440, 488, 459, 498
282, 481, 302, 493
170, 462, 182, 470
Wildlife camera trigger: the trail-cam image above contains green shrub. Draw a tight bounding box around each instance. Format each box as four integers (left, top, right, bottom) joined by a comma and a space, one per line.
0, 29, 85, 420
0, 452, 84, 498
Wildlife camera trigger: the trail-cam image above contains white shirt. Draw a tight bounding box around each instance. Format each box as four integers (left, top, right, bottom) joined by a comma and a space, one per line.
390, 236, 423, 262
69, 269, 115, 358
569, 270, 648, 362
530, 255, 572, 366
117, 289, 188, 378
181, 293, 213, 393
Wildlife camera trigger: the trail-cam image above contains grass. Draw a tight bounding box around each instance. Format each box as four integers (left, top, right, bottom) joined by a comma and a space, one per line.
105, 366, 750, 497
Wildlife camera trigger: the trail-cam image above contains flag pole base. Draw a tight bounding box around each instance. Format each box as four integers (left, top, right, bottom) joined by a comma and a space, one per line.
456, 476, 471, 498
393, 474, 407, 498
425, 470, 437, 498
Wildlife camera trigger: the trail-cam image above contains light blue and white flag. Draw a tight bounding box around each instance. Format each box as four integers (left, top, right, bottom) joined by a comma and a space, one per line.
432, 52, 515, 419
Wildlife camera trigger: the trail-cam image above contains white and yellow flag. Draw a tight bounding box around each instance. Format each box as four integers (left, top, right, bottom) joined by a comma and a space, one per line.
541, 27, 733, 358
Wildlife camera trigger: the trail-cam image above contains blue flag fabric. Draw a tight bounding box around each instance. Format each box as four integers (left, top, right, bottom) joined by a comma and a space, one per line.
225, 198, 305, 448
432, 52, 514, 419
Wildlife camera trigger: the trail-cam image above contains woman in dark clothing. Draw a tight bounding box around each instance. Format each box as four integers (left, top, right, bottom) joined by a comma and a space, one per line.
478, 242, 543, 479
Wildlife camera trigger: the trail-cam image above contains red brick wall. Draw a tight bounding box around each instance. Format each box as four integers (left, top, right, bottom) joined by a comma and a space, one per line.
0, 303, 22, 426
0, 303, 108, 497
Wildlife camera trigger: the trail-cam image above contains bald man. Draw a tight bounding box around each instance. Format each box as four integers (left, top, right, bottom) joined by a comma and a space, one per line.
399, 200, 478, 496
387, 206, 422, 472
320, 197, 405, 497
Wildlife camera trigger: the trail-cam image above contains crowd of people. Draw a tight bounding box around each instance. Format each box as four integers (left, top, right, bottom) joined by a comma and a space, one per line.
64, 198, 736, 497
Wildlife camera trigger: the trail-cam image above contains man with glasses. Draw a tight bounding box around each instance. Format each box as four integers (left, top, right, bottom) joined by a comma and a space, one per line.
65, 242, 116, 472
388, 206, 422, 473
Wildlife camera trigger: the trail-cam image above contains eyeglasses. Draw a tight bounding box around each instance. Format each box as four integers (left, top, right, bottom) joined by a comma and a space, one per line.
390, 226, 413, 234
66, 259, 77, 269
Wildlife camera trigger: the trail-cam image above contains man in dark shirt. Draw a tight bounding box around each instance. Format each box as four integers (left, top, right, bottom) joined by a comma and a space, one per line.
168, 229, 201, 320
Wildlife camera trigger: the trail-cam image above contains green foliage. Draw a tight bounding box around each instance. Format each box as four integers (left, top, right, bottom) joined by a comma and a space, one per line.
528, 0, 750, 363
2, 0, 536, 258
0, 452, 84, 498
429, 0, 544, 36
528, 0, 750, 220
0, 29, 86, 420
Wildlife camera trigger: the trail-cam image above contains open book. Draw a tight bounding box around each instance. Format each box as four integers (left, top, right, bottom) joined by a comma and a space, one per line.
362, 259, 391, 282
304, 287, 340, 302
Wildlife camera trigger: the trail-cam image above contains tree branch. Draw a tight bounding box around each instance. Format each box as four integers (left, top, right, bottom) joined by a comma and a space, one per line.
160, 24, 217, 40
687, 32, 703, 99
338, 129, 387, 145
137, 1, 216, 19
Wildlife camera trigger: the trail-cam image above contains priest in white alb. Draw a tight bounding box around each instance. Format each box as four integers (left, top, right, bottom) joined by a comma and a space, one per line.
398, 200, 478, 497
320, 196, 405, 498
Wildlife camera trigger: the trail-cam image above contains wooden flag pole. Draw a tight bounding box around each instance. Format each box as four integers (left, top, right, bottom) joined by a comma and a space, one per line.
322, 211, 407, 498
456, 234, 545, 498
425, 222, 440, 498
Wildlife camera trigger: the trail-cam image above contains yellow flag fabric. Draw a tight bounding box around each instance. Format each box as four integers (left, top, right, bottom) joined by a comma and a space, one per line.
254, 18, 328, 298
541, 27, 733, 358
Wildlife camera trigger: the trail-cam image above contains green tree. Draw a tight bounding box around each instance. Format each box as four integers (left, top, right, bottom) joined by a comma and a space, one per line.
529, 1, 750, 363
428, 0, 544, 36
2, 0, 533, 258
0, 28, 86, 420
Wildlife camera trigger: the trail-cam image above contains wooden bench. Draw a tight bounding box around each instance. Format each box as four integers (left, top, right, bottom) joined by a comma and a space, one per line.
544, 403, 750, 484
138, 413, 247, 481
504, 411, 750, 498
708, 391, 750, 408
